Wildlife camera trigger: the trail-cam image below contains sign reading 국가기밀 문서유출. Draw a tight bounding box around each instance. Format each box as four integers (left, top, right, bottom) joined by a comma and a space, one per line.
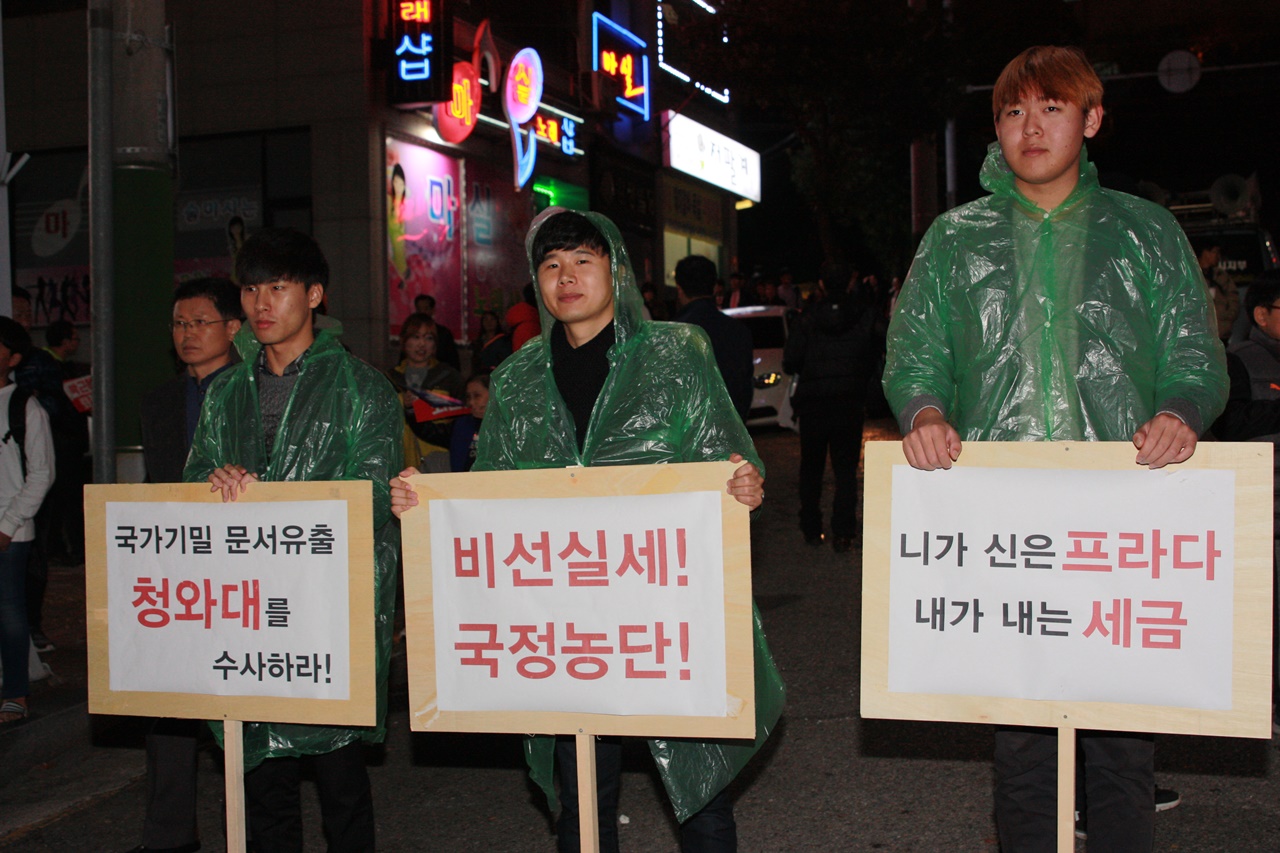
400, 461, 756, 740
85, 481, 377, 727
860, 441, 1273, 739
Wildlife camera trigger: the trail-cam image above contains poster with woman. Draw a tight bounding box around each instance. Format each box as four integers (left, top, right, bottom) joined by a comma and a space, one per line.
386, 138, 464, 338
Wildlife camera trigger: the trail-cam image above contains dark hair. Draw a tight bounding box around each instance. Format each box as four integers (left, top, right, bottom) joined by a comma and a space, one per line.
0, 316, 31, 356
1191, 236, 1222, 256
11, 286, 31, 304
1246, 273, 1280, 326
465, 373, 491, 391
415, 293, 435, 309
235, 228, 329, 290
399, 312, 435, 341
820, 262, 853, 291
674, 255, 718, 298
46, 319, 77, 347
174, 277, 245, 321
530, 212, 610, 266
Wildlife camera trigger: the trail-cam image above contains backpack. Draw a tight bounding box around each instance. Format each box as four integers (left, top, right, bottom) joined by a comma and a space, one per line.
1, 386, 36, 479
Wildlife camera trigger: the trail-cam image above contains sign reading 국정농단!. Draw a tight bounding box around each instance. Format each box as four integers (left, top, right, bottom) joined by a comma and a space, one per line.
403, 462, 756, 740
860, 441, 1273, 739
86, 482, 377, 726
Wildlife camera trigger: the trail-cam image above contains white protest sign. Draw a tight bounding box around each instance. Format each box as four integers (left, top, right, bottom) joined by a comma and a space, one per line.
403, 462, 756, 739
429, 490, 725, 716
889, 465, 1233, 708
86, 482, 377, 726
105, 500, 351, 699
860, 441, 1272, 739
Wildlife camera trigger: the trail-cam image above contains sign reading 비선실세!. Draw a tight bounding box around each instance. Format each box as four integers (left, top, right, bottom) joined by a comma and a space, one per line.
401, 461, 756, 740
861, 440, 1273, 739
85, 481, 377, 727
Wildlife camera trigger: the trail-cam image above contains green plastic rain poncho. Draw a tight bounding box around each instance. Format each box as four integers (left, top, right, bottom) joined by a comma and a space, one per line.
474, 209, 786, 821
184, 322, 403, 771
884, 143, 1227, 440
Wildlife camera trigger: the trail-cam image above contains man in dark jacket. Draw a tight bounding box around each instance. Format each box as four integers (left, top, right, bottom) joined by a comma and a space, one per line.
673, 255, 754, 422
783, 262, 877, 552
129, 277, 242, 853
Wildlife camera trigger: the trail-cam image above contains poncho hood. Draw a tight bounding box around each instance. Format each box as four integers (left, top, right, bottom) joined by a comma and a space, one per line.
523, 207, 647, 357
978, 140, 1100, 215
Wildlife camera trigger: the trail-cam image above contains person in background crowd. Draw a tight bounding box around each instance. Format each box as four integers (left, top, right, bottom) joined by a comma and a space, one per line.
776, 267, 799, 309
128, 277, 244, 853
34, 319, 90, 569
389, 312, 466, 473
640, 281, 670, 320
1192, 237, 1240, 342
1211, 271, 1280, 730
882, 45, 1223, 851
713, 279, 727, 309
449, 373, 489, 472
471, 310, 512, 373
673, 255, 754, 423
10, 288, 83, 654
0, 316, 54, 727
726, 271, 752, 308
505, 281, 542, 351
390, 209, 784, 853
784, 262, 878, 553
412, 293, 460, 370
186, 228, 401, 853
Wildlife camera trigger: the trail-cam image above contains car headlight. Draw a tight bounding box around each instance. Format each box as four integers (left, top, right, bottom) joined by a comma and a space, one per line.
754, 372, 783, 388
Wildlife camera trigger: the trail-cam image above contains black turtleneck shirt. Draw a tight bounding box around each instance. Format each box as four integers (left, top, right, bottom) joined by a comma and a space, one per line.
550, 320, 616, 452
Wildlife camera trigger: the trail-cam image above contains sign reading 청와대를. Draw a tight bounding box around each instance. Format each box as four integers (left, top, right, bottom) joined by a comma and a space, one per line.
86, 482, 377, 726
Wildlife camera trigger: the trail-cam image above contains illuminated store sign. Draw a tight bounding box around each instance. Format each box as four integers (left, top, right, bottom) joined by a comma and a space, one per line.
503, 48, 544, 190
656, 1, 730, 104
387, 0, 452, 108
533, 111, 583, 157
663, 111, 761, 202
592, 13, 650, 122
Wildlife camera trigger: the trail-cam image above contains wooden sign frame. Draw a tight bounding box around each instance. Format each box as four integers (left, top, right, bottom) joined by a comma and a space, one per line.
861, 440, 1273, 737
85, 481, 377, 726
401, 461, 756, 740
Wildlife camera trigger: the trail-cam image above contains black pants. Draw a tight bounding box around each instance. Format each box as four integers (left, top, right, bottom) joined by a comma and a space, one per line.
243, 742, 374, 853
797, 407, 863, 539
142, 718, 201, 848
555, 736, 737, 853
995, 727, 1153, 852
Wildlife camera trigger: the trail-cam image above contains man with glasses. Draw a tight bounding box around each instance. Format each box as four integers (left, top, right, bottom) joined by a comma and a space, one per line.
126, 277, 243, 853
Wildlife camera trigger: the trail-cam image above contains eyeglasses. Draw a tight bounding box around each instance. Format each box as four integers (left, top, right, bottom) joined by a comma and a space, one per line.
171, 319, 231, 332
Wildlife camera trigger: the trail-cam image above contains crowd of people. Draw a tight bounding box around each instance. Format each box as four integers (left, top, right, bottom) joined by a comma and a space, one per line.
1, 40, 1273, 853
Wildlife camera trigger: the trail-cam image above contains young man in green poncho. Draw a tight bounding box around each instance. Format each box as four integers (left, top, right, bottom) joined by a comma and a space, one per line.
883, 46, 1227, 851
391, 209, 785, 852
186, 229, 402, 853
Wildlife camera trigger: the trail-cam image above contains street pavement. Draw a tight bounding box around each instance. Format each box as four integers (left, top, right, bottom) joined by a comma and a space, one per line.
3, 421, 1280, 851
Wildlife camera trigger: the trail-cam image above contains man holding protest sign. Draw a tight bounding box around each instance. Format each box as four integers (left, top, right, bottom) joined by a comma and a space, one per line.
185, 229, 402, 853
883, 46, 1227, 852
391, 209, 785, 852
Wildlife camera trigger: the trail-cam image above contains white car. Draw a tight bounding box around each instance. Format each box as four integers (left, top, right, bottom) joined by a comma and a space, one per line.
722, 305, 798, 430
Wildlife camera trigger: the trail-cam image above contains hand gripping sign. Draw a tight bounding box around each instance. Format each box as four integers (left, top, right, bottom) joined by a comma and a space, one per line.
85, 481, 376, 853
860, 441, 1273, 852
400, 462, 756, 853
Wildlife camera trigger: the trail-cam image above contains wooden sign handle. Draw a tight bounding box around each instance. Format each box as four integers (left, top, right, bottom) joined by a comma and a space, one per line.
1057, 724, 1076, 853
577, 732, 600, 853
225, 719, 247, 853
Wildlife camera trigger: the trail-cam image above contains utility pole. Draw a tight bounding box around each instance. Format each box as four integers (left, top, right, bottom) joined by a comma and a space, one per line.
89, 0, 176, 484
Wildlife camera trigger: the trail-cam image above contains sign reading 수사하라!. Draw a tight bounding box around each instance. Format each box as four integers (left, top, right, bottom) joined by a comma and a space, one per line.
402, 462, 756, 740
86, 482, 377, 726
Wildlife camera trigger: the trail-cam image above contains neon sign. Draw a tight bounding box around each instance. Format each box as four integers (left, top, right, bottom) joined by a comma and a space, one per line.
387, 0, 451, 108
533, 113, 582, 157
501, 48, 544, 190
656, 1, 730, 104
432, 21, 498, 144
591, 13, 651, 122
